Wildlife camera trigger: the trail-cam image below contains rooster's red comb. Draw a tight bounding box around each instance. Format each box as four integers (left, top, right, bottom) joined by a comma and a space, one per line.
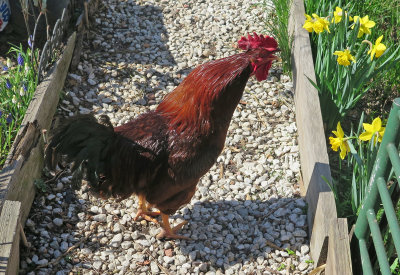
237, 32, 278, 51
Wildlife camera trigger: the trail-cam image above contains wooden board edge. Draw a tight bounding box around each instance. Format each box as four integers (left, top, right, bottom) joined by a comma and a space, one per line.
0, 200, 21, 275
289, 0, 352, 271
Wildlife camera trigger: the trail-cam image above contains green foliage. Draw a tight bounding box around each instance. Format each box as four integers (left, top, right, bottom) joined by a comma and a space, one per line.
34, 179, 48, 193
327, 114, 382, 224
305, 259, 314, 264
346, 0, 400, 94
277, 263, 286, 271
0, 44, 39, 166
305, 4, 400, 129
257, 0, 293, 77
391, 258, 399, 274
286, 248, 295, 256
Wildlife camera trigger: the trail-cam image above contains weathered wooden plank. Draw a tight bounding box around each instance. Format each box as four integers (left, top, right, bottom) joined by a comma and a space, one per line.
289, 0, 332, 249
0, 32, 77, 224
326, 218, 353, 275
290, 0, 332, 224
0, 200, 21, 275
289, 0, 352, 272
311, 192, 337, 266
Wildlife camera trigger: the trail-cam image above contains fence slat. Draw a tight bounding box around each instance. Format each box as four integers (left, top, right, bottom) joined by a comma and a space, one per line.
366, 209, 392, 274
377, 177, 400, 256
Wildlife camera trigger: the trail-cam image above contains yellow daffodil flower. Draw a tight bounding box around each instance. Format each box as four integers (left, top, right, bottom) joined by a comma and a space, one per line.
303, 14, 314, 32
312, 13, 330, 34
329, 122, 350, 159
359, 117, 385, 143
333, 49, 356, 66
368, 35, 387, 60
332, 7, 345, 23
303, 13, 330, 34
352, 15, 375, 38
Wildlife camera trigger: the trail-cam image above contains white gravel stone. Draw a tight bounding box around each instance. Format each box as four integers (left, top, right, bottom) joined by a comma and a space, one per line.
301, 244, 310, 256
93, 214, 107, 222
298, 261, 309, 271
150, 261, 160, 273
163, 256, 174, 264
93, 260, 102, 270
110, 233, 123, 248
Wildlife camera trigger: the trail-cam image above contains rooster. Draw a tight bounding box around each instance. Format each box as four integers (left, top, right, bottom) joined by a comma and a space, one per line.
46, 33, 279, 239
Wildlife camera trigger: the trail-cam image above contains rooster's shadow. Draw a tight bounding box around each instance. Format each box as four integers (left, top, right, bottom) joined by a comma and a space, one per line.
169, 197, 308, 272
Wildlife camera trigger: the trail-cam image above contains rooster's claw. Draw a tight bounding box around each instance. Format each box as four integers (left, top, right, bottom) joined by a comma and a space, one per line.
134, 209, 161, 224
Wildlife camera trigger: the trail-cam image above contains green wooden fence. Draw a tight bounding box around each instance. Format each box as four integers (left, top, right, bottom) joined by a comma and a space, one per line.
354, 98, 400, 275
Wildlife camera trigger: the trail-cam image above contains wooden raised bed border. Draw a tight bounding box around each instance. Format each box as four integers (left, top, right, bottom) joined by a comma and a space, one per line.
289, 0, 352, 273
0, 0, 99, 273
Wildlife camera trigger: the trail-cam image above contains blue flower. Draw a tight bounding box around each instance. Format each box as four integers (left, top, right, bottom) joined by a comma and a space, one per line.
17, 53, 24, 66
5, 79, 12, 89
28, 35, 33, 48
0, 110, 2, 118
6, 113, 12, 124
23, 84, 27, 91
3, 66, 8, 71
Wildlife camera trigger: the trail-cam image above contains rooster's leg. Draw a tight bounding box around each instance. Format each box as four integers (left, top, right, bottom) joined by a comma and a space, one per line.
156, 213, 190, 240
134, 194, 160, 224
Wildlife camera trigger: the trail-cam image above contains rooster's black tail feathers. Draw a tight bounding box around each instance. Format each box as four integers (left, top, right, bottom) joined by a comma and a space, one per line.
45, 114, 158, 199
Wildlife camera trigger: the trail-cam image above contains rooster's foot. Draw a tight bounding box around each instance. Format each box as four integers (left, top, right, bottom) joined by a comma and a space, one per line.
156, 219, 190, 240
134, 209, 161, 224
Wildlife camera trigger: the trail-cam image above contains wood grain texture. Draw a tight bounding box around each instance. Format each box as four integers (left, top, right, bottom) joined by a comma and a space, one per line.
326, 218, 353, 274
289, 0, 352, 272
0, 200, 21, 275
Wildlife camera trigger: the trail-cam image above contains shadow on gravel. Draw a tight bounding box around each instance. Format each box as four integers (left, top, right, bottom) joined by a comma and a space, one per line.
171, 197, 308, 272
88, 2, 177, 79
21, 178, 308, 273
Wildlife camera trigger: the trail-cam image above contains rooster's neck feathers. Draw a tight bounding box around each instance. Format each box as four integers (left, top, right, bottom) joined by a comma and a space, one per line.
157, 52, 251, 135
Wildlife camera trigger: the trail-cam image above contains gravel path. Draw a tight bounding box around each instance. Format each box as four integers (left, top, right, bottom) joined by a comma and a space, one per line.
21, 0, 313, 274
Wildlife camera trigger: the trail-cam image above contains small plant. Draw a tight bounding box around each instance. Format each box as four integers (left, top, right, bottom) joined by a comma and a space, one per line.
305, 259, 314, 264
327, 114, 385, 222
0, 43, 39, 166
277, 263, 286, 271
34, 179, 48, 193
286, 248, 295, 256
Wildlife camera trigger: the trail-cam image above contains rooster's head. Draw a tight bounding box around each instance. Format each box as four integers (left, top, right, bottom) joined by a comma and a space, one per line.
238, 32, 279, 81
